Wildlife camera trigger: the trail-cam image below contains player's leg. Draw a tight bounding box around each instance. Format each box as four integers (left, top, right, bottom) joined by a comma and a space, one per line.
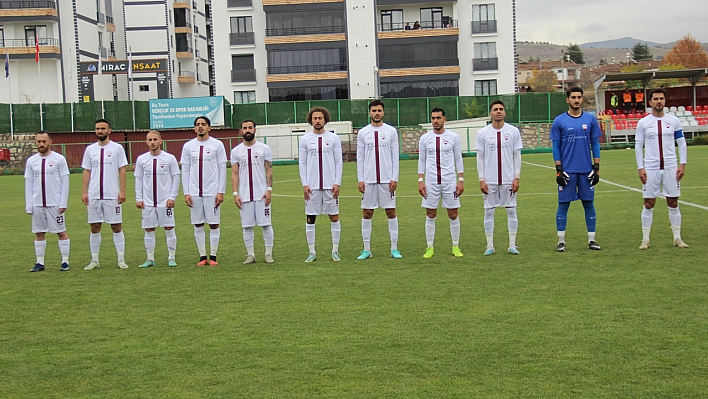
140, 207, 158, 268
663, 169, 688, 248
241, 201, 256, 264
86, 199, 104, 269
359, 208, 374, 259
206, 196, 221, 265
255, 200, 274, 263
191, 196, 208, 265
442, 183, 462, 257
160, 207, 177, 265
556, 174, 579, 252
483, 185, 499, 255
385, 208, 401, 259
577, 174, 600, 250
502, 185, 519, 254
422, 184, 441, 258
640, 169, 661, 249
57, 229, 70, 271
304, 190, 322, 262
105, 199, 128, 268
324, 190, 341, 261
45, 207, 70, 270
32, 226, 47, 272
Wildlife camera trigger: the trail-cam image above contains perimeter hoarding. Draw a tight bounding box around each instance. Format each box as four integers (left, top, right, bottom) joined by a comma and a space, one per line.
149, 96, 225, 129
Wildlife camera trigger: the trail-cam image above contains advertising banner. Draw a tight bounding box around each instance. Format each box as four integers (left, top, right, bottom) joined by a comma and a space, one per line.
149, 96, 225, 129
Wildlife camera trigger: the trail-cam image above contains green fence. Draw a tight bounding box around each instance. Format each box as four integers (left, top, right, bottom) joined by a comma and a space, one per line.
0, 92, 567, 134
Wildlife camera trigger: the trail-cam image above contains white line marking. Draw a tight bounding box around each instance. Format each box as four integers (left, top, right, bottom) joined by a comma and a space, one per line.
522, 161, 708, 211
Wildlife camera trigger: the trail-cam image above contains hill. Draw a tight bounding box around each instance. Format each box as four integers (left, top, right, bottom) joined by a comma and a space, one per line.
516, 42, 670, 66
580, 37, 671, 49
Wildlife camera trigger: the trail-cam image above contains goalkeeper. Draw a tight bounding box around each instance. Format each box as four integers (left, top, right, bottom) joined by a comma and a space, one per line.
550, 87, 602, 252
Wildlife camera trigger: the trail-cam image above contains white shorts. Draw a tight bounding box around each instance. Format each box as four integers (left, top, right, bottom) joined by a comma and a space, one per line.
240, 200, 272, 228
31, 206, 66, 234
643, 168, 681, 198
483, 184, 517, 209
361, 183, 396, 209
142, 206, 176, 229
305, 189, 339, 215
421, 183, 460, 209
190, 195, 221, 225
88, 199, 123, 224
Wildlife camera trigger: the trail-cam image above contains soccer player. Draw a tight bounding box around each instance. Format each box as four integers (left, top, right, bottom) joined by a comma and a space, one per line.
25, 132, 71, 272
299, 107, 343, 262
475, 100, 523, 256
551, 87, 602, 252
356, 99, 402, 260
82, 119, 129, 270
181, 116, 227, 266
635, 88, 689, 249
134, 131, 181, 267
231, 119, 275, 264
418, 107, 465, 258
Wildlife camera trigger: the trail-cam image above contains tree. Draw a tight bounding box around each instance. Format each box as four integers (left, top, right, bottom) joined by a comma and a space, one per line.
528, 69, 557, 93
663, 34, 708, 69
621, 64, 645, 73
565, 43, 585, 64
632, 43, 653, 61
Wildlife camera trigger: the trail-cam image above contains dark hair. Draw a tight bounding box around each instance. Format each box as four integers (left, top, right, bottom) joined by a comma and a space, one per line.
649, 88, 666, 99
369, 99, 385, 110
431, 107, 446, 116
307, 107, 331, 125
194, 116, 211, 126
36, 130, 50, 139
566, 87, 583, 97
95, 119, 111, 127
240, 119, 256, 129
489, 100, 505, 111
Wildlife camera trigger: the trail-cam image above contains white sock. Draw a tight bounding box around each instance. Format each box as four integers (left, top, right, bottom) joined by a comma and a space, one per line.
243, 227, 255, 256
668, 207, 681, 239
331, 221, 341, 253
58, 239, 70, 263
35, 240, 46, 265
113, 231, 125, 262
262, 225, 274, 255
362, 218, 372, 251
194, 225, 206, 257
306, 223, 316, 253
557, 230, 566, 244
165, 229, 176, 259
588, 232, 596, 243
506, 207, 518, 248
90, 232, 101, 262
641, 207, 653, 242
388, 217, 398, 250
210, 228, 220, 256
450, 217, 460, 247
484, 208, 495, 248
144, 231, 156, 261
425, 216, 436, 247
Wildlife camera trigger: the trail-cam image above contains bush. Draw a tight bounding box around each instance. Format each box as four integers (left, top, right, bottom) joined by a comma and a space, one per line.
692, 135, 708, 146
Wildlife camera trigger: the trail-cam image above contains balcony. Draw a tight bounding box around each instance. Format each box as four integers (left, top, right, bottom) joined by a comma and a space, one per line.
473, 57, 498, 71
0, 37, 60, 55
228, 0, 252, 7
176, 46, 194, 58
379, 58, 458, 70
230, 32, 254, 45
0, 0, 55, 9
178, 71, 196, 83
0, 0, 57, 17
265, 25, 345, 37
232, 69, 256, 83
266, 63, 347, 75
472, 20, 497, 34
173, 0, 189, 8
378, 19, 457, 32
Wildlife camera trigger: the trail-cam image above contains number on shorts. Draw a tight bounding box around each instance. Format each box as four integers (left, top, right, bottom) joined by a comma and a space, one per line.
56, 215, 64, 224
115, 207, 121, 215
166, 208, 173, 217
509, 187, 515, 198
264, 208, 270, 217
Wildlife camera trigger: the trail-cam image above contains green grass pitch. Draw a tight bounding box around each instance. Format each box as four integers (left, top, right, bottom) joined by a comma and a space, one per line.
1, 147, 707, 398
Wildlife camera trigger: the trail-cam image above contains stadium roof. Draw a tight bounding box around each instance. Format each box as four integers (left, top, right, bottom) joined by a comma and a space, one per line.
594, 68, 708, 89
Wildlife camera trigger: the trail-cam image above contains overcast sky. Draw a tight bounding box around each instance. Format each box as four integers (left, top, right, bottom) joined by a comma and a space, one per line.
516, 0, 708, 45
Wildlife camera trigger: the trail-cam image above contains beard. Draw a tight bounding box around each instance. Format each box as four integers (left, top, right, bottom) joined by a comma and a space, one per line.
97, 134, 108, 141
243, 133, 255, 142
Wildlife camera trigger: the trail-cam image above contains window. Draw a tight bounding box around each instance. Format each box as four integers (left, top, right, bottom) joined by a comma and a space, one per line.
380, 80, 458, 98
475, 80, 497, 96
472, 4, 496, 33
379, 42, 458, 69
24, 26, 47, 46
139, 85, 150, 92
380, 10, 403, 31
174, 8, 190, 27
267, 48, 347, 74
473, 42, 497, 70
175, 33, 192, 52
420, 7, 442, 29
266, 10, 345, 36
231, 16, 253, 33
234, 91, 256, 104
0, 27, 4, 47
269, 85, 348, 102
232, 54, 256, 82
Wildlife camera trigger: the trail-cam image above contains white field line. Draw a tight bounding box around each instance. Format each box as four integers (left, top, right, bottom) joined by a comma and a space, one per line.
522, 161, 708, 211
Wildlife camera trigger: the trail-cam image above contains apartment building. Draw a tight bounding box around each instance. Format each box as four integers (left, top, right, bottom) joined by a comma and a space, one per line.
211, 0, 517, 104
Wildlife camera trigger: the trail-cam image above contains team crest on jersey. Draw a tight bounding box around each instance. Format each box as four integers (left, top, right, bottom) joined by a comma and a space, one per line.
205, 147, 212, 154
665, 123, 671, 129
107, 151, 112, 157
48, 161, 55, 167
253, 151, 259, 158
325, 140, 331, 146
443, 139, 449, 145
582, 124, 588, 130
504, 133, 510, 141
380, 133, 386, 140
160, 161, 167, 169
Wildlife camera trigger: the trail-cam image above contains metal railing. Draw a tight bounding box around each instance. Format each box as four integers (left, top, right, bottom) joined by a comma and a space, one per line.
0, 38, 59, 47
175, 21, 192, 29
379, 58, 458, 70
378, 20, 457, 31
231, 69, 256, 82
472, 20, 497, 34
265, 25, 345, 37
266, 63, 347, 75
179, 71, 195, 78
227, 0, 251, 7
106, 15, 114, 24
230, 32, 254, 45
0, 0, 55, 9
176, 46, 193, 54
473, 57, 498, 71
173, 0, 189, 5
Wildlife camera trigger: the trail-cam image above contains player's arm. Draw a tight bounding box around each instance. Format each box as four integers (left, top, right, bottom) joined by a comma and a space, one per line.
180, 144, 193, 207
676, 126, 687, 182
59, 160, 70, 213
81, 169, 91, 205
588, 134, 601, 186
215, 143, 227, 207
550, 120, 569, 186
332, 136, 343, 199
356, 130, 365, 193
24, 164, 33, 214
417, 137, 427, 198
298, 137, 311, 200
454, 136, 464, 196
390, 129, 400, 193
134, 159, 144, 209
167, 158, 180, 208
476, 148, 487, 194
635, 121, 647, 184
263, 160, 273, 206
230, 156, 242, 209
512, 149, 522, 193
118, 166, 127, 204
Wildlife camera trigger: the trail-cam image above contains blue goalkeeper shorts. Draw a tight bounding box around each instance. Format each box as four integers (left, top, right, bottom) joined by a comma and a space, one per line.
558, 172, 595, 202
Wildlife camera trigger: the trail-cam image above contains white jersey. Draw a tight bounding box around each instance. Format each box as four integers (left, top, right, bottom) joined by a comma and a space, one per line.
81, 140, 128, 200
180, 137, 227, 197
230, 141, 273, 202
356, 123, 399, 184
475, 123, 523, 185
635, 114, 685, 170
134, 151, 181, 207
298, 131, 343, 189
24, 151, 70, 210
418, 130, 464, 184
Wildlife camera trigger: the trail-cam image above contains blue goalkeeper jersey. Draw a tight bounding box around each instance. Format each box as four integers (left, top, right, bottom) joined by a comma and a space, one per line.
550, 111, 601, 173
